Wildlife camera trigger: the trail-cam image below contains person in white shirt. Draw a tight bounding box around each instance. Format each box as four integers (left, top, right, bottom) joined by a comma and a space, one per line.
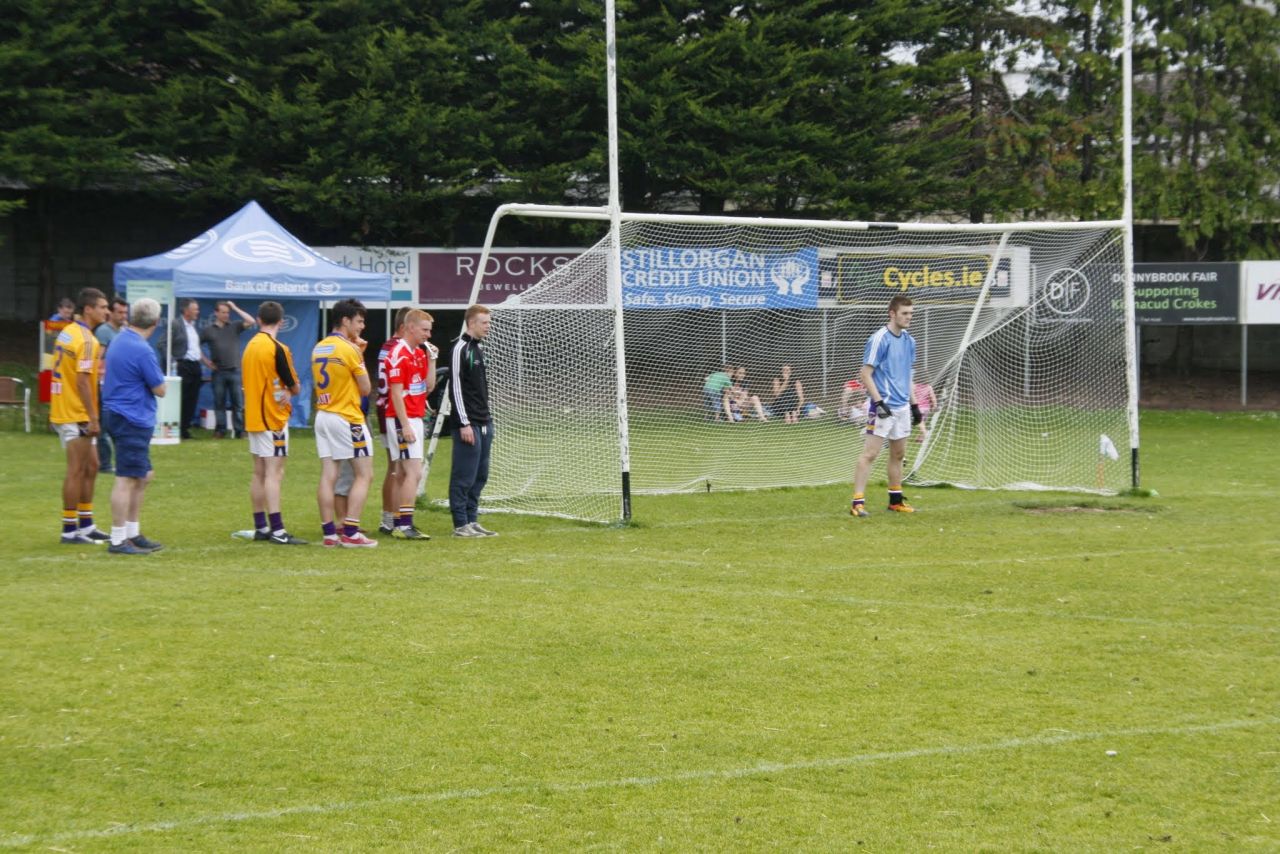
168, 298, 204, 439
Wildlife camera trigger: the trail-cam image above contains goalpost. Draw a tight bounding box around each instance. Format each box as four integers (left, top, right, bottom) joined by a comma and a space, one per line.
438, 0, 1138, 524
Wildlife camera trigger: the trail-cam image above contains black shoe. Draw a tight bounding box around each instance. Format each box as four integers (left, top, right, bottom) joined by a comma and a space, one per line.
85, 528, 111, 542
253, 529, 271, 541
130, 534, 164, 552
213, 429, 226, 439
181, 431, 193, 440
108, 540, 150, 555
269, 530, 309, 545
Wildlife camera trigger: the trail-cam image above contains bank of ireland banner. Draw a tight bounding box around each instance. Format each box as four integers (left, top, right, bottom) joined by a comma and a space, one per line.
621, 248, 820, 309
273, 299, 320, 428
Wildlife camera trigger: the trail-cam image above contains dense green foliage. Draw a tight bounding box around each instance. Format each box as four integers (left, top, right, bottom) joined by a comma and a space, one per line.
0, 412, 1276, 848
3, 1, 1280, 252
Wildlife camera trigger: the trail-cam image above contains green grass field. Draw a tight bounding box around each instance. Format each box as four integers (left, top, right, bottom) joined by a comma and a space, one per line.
2, 410, 1277, 850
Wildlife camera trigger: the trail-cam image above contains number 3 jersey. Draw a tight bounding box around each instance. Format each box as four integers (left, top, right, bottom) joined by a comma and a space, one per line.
311, 334, 368, 424
50, 321, 101, 424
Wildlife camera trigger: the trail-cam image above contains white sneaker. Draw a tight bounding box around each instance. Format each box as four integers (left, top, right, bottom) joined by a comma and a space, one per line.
468, 522, 498, 537
453, 525, 484, 538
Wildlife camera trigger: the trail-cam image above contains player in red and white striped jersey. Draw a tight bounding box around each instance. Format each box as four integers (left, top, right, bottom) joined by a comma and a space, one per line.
378, 309, 436, 539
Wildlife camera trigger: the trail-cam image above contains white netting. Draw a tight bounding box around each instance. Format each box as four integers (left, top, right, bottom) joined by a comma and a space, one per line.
477, 216, 1131, 522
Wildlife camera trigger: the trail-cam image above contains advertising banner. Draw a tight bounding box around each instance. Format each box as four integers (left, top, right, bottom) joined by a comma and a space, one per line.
153, 377, 182, 444
122, 280, 180, 443
830, 246, 1030, 308
313, 246, 416, 301
236, 299, 319, 429
418, 249, 583, 306
620, 247, 820, 309
1241, 261, 1280, 324
1031, 259, 1128, 325
186, 299, 320, 431
1126, 263, 1238, 324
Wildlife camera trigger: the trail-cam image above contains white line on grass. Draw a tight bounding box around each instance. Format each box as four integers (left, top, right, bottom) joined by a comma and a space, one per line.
2, 716, 1276, 848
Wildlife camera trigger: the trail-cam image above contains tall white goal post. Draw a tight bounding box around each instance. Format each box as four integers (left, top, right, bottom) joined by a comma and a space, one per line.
457, 205, 1137, 523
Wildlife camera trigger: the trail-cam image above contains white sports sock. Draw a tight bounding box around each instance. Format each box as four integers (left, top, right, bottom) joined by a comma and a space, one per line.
111, 526, 128, 546
125, 520, 140, 538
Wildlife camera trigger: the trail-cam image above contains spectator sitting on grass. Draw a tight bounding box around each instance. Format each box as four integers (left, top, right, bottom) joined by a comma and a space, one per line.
770, 364, 806, 424
838, 377, 867, 423
729, 366, 768, 422
702, 365, 735, 421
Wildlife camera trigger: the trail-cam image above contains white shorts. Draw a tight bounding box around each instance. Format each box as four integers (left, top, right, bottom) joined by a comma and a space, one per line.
315, 410, 371, 461
54, 421, 96, 449
382, 416, 424, 461
248, 427, 289, 458
866, 404, 912, 441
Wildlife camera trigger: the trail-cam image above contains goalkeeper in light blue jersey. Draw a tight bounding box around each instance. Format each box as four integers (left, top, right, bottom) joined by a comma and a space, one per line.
851, 296, 922, 516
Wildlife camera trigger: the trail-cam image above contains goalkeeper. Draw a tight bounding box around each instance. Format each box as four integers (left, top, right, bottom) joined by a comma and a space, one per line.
851, 296, 921, 516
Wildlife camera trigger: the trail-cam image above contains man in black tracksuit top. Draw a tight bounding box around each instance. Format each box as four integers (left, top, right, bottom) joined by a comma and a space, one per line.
447, 305, 497, 537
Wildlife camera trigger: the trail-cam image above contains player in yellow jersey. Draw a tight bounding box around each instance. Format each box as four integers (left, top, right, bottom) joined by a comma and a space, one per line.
51, 288, 111, 544
312, 298, 376, 548
241, 301, 306, 545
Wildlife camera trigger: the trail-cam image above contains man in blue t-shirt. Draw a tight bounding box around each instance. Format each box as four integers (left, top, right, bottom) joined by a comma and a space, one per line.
851, 296, 923, 516
102, 297, 168, 555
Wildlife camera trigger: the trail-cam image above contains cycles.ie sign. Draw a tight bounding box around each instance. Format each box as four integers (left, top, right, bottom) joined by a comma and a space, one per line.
831, 247, 1028, 307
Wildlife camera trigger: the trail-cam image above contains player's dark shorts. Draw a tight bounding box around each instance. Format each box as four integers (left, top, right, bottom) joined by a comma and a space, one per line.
103, 409, 153, 478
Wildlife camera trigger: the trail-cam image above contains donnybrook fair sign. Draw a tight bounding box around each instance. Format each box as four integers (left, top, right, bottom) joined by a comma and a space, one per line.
1125, 262, 1239, 324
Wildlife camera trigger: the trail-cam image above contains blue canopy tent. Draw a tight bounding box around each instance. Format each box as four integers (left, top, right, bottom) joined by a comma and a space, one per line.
114, 201, 391, 427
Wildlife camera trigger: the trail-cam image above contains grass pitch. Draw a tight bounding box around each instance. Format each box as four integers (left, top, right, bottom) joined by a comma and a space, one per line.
1, 410, 1277, 850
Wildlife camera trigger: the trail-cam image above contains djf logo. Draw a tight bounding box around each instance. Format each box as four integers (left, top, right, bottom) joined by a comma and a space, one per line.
1043, 267, 1090, 315
223, 231, 316, 267
771, 257, 811, 296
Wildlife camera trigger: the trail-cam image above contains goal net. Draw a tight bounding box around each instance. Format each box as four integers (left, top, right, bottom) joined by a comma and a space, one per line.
472, 211, 1133, 522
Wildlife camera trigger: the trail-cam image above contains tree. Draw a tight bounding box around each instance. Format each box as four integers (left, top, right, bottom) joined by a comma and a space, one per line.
1134, 0, 1280, 258
908, 0, 1056, 223
0, 0, 155, 310
1024, 0, 1124, 220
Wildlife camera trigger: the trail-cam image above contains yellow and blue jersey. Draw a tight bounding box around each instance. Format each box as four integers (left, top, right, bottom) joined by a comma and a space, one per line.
50, 321, 100, 424
311, 335, 367, 424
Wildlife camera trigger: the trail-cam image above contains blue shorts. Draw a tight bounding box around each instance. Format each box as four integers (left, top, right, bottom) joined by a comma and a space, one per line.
104, 409, 153, 478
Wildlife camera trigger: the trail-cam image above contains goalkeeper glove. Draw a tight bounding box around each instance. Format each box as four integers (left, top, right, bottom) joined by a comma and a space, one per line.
873, 399, 892, 419
910, 404, 923, 425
